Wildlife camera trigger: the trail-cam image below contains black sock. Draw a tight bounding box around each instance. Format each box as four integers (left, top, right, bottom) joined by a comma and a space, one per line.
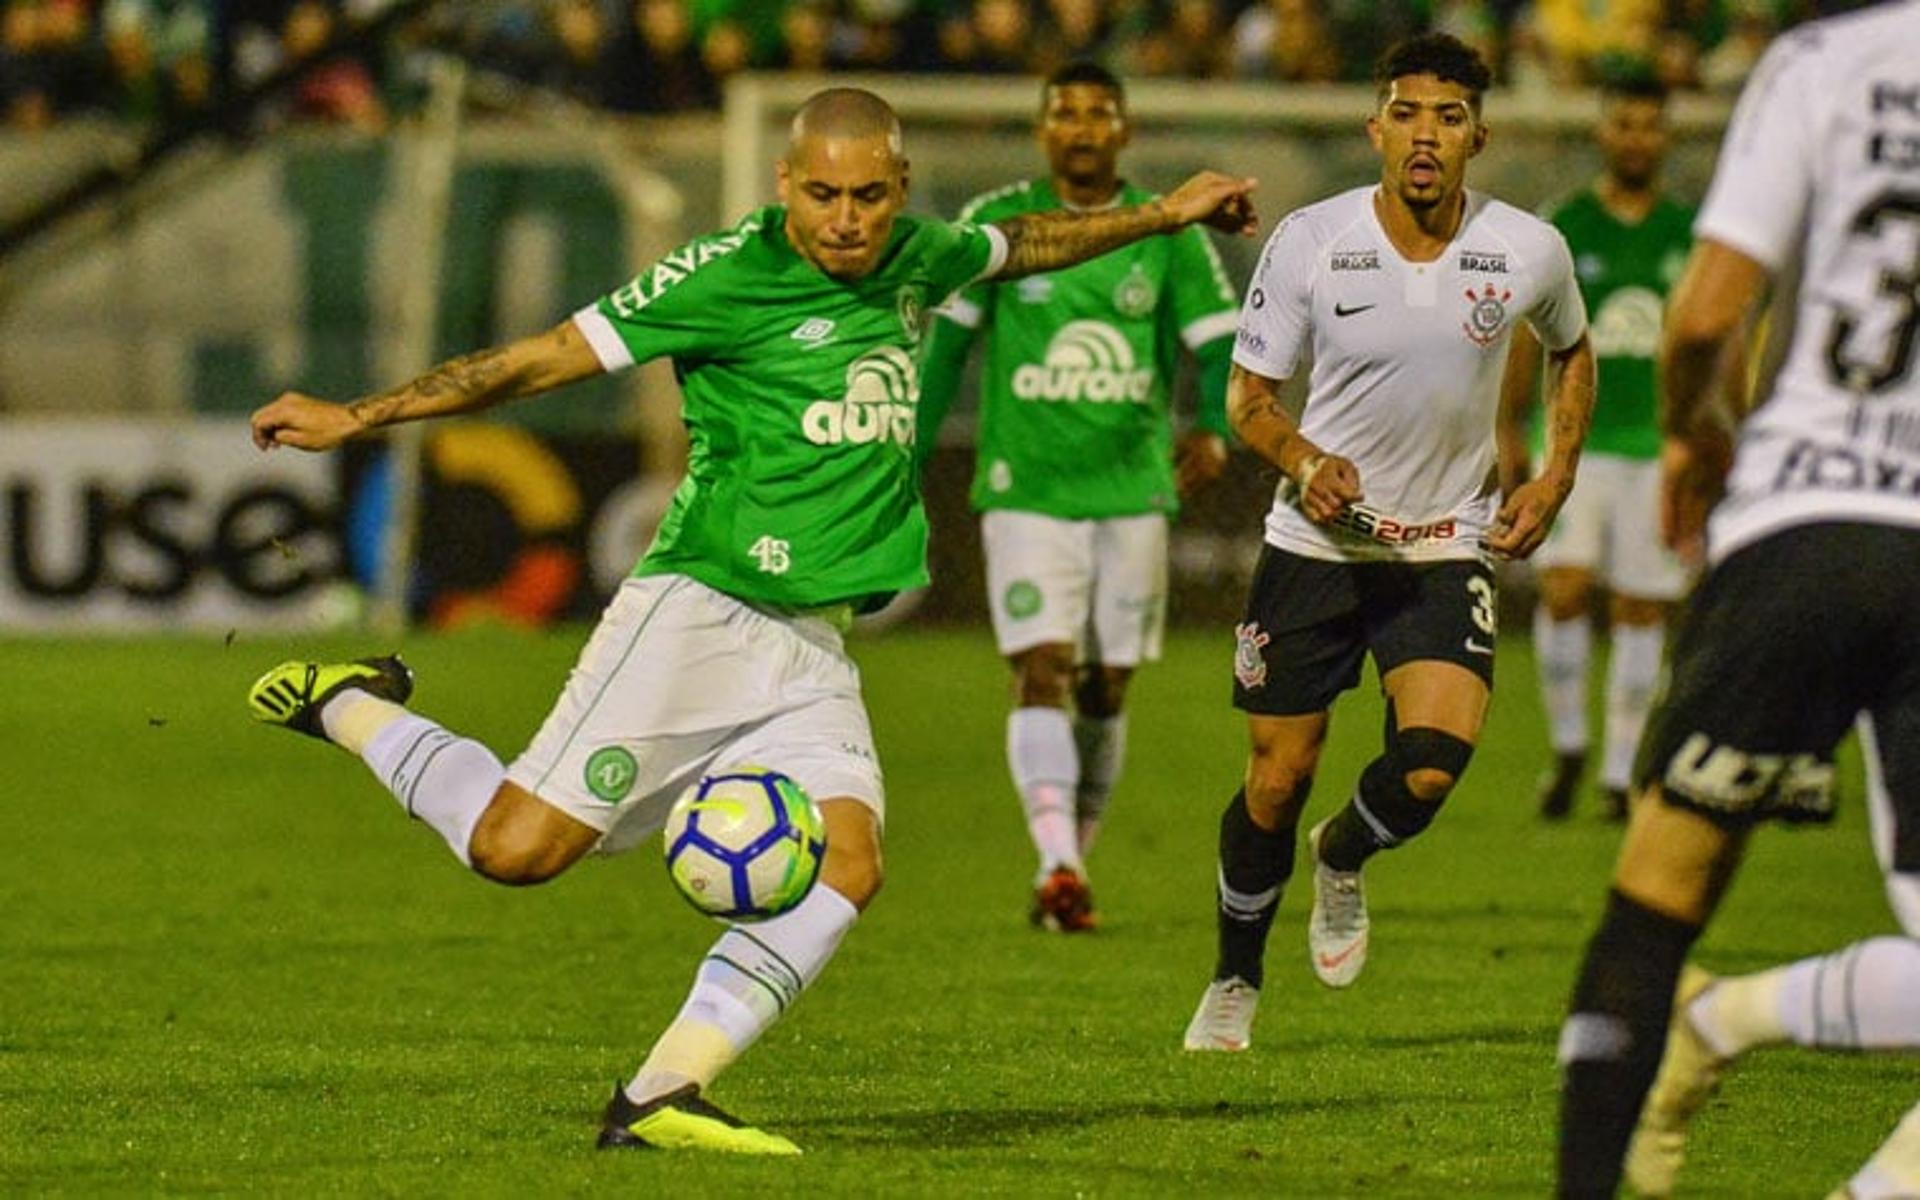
1317, 753, 1443, 871
1214, 788, 1297, 989
1557, 889, 1702, 1198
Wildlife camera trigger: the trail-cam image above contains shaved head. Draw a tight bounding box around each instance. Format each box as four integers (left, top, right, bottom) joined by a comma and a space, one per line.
786, 87, 903, 162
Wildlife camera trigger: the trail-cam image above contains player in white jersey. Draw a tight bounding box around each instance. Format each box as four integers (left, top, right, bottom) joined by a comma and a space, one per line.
1556, 5, 1920, 1196
1182, 33, 1596, 1053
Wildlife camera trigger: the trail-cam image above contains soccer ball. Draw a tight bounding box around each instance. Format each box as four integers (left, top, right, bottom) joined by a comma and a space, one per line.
663, 766, 826, 921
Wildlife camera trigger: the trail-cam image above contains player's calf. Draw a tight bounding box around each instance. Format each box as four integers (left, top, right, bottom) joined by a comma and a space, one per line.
1316, 729, 1473, 872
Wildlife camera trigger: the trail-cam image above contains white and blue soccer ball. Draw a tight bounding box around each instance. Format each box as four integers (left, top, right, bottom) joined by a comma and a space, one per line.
663, 766, 826, 921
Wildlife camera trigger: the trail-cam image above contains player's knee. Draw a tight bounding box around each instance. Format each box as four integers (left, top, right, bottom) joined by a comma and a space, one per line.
1074, 666, 1132, 717
1539, 572, 1591, 621
467, 829, 570, 886
1012, 645, 1075, 708
1245, 754, 1316, 821
821, 839, 884, 910
1394, 729, 1475, 803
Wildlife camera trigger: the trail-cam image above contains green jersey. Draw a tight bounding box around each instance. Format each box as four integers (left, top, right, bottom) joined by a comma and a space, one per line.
577, 205, 1000, 610
937, 179, 1238, 518
1541, 189, 1694, 460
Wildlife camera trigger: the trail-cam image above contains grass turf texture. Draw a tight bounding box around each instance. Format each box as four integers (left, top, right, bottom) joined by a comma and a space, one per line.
1, 627, 1905, 1196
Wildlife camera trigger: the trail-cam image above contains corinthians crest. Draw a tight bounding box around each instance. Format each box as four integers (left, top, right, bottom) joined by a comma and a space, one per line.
1461, 283, 1512, 347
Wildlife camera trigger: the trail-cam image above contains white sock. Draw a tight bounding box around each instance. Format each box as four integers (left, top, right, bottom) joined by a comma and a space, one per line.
1534, 609, 1591, 756
1849, 1102, 1920, 1200
1601, 623, 1664, 791
627, 884, 859, 1103
355, 710, 502, 867
1008, 706, 1081, 876
1072, 713, 1127, 855
1691, 937, 1920, 1057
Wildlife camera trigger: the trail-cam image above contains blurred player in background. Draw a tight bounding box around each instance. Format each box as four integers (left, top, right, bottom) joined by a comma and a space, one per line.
244, 86, 1258, 1153
1183, 33, 1595, 1052
917, 61, 1240, 932
1556, 5, 1920, 1195
1501, 76, 1697, 824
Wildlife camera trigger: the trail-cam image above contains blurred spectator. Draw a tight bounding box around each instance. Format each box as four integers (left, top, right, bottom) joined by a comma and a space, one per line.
1529, 0, 1664, 82
945, 0, 1034, 73
773, 0, 834, 70
1698, 0, 1773, 89
621, 0, 718, 111
1231, 0, 1342, 82
1032, 0, 1110, 77
282, 0, 388, 130
1128, 0, 1230, 79
3, 0, 96, 130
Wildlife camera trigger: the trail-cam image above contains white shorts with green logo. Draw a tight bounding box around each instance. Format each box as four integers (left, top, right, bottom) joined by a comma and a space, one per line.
980, 509, 1168, 665
504, 574, 884, 856
1534, 453, 1691, 601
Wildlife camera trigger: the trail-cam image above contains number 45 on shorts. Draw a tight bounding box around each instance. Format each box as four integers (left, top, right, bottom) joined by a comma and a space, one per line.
751, 535, 792, 575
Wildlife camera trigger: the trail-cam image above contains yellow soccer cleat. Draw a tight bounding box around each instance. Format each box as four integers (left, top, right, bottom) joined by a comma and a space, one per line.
248, 656, 413, 740
596, 1084, 802, 1155
1626, 965, 1729, 1198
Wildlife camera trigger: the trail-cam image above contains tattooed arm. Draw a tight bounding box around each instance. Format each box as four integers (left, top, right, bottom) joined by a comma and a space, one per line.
1226, 362, 1362, 525
1489, 332, 1595, 559
249, 320, 604, 452
991, 170, 1258, 280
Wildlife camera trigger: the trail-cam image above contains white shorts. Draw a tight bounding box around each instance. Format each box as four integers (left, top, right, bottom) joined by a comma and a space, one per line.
505, 574, 884, 856
1535, 454, 1690, 601
980, 509, 1167, 665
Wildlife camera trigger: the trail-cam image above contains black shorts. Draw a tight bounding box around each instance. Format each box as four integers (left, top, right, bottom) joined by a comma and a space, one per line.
1636, 522, 1920, 859
1232, 545, 1497, 716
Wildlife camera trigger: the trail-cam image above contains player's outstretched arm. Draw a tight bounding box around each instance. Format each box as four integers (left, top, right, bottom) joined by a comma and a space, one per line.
1490, 332, 1595, 558
990, 171, 1258, 281
250, 320, 604, 453
1226, 362, 1361, 524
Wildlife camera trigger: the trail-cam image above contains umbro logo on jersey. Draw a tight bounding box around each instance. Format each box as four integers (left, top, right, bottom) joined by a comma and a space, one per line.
791, 318, 837, 346
1333, 303, 1376, 318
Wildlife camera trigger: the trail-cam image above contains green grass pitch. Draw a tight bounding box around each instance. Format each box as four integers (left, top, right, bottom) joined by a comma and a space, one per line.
1, 627, 1906, 1196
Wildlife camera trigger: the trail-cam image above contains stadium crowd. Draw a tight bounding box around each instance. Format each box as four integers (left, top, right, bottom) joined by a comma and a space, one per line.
3, 0, 1809, 132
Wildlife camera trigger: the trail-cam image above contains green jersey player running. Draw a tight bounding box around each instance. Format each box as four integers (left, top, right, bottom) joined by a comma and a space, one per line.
1499, 75, 1697, 823
917, 62, 1240, 932
244, 87, 1258, 1155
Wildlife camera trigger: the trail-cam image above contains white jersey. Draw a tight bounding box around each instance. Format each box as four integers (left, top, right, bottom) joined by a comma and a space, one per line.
1697, 0, 1920, 563
1235, 186, 1587, 562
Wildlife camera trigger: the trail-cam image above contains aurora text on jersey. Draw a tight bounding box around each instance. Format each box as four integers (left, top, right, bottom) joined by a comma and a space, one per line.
575, 206, 1004, 611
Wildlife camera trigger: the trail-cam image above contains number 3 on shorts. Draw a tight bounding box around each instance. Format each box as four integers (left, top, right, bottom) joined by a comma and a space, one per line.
1466, 575, 1496, 636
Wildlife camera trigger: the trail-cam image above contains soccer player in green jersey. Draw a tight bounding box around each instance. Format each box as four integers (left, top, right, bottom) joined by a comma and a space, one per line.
1499, 75, 1695, 823
243, 87, 1257, 1153
917, 62, 1241, 932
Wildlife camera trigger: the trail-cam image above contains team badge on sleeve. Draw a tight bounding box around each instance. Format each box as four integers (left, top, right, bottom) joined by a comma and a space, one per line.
1234, 622, 1271, 689
1462, 284, 1513, 347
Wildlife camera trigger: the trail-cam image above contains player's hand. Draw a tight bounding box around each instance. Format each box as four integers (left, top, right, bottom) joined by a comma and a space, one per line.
251, 392, 366, 452
1295, 452, 1362, 524
1489, 471, 1571, 560
1174, 431, 1229, 499
1659, 432, 1733, 565
1161, 172, 1259, 238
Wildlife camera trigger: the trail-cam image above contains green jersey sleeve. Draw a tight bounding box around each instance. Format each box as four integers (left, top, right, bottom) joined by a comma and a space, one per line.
1166, 226, 1240, 351
914, 218, 1008, 306
572, 218, 763, 370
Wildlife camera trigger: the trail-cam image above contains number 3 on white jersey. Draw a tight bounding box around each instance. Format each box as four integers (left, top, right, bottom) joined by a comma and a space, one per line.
750, 535, 792, 575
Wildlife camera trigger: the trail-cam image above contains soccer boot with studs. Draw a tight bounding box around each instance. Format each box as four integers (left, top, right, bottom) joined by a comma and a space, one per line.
1030, 864, 1098, 932
1625, 965, 1729, 1197
1306, 818, 1370, 987
248, 655, 414, 740
597, 1083, 801, 1155
1182, 976, 1259, 1052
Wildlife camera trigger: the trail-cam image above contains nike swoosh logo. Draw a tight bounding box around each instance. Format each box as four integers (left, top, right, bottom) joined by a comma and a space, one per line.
1464, 638, 1493, 655
1333, 303, 1376, 318
1317, 944, 1362, 970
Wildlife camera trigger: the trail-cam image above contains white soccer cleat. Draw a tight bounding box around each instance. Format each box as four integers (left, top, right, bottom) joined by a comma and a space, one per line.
1307, 819, 1370, 988
1183, 977, 1259, 1052
1625, 965, 1729, 1198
